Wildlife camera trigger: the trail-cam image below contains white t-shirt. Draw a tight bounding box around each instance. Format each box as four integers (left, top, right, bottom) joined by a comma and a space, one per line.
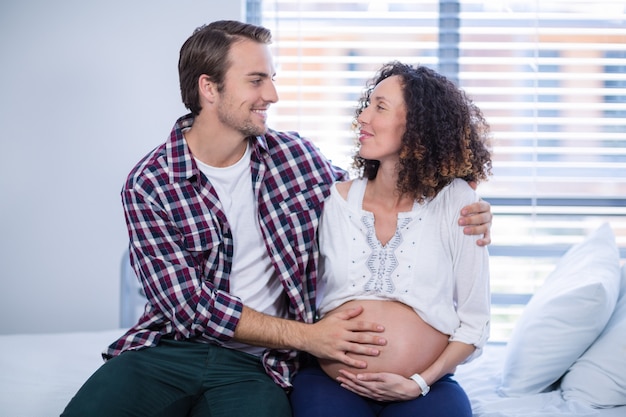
317, 177, 490, 354
195, 143, 287, 355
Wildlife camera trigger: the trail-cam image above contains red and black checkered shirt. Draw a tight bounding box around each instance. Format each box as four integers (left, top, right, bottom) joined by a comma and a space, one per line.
105, 113, 346, 389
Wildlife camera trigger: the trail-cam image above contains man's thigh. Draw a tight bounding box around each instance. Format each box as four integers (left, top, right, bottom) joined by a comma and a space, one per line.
62, 341, 208, 417
192, 346, 290, 417
192, 377, 290, 417
62, 341, 290, 417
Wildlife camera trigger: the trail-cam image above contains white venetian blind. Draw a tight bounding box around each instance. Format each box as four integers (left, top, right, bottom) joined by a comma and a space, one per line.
257, 0, 626, 341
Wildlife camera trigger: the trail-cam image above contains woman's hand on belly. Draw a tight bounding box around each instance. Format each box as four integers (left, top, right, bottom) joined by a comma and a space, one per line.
335, 370, 423, 402
318, 300, 449, 380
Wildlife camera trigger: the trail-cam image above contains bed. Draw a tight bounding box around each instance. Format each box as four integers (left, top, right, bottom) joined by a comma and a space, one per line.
0, 329, 125, 417
1, 224, 624, 417
0, 331, 624, 417
455, 343, 626, 417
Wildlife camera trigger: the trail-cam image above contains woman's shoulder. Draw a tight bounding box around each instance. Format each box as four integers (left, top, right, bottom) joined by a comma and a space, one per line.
432, 178, 479, 207
334, 177, 367, 200
446, 178, 478, 196
334, 179, 352, 200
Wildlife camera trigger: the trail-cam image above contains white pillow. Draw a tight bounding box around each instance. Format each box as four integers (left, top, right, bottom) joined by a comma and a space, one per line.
498, 223, 621, 397
560, 262, 626, 407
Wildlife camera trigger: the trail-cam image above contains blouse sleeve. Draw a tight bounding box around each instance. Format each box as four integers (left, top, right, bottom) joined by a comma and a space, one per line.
447, 180, 491, 361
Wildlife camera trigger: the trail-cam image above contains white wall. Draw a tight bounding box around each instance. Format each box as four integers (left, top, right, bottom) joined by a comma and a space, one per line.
0, 0, 244, 334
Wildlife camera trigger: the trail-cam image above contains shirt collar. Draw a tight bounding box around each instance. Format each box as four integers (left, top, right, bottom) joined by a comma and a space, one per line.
165, 113, 269, 183
165, 113, 196, 183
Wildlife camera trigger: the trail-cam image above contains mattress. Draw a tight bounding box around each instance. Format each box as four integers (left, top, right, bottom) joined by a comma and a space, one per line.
454, 343, 626, 417
0, 330, 623, 417
0, 329, 124, 417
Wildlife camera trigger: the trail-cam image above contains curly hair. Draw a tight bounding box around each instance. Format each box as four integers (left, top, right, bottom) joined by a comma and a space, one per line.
352, 62, 492, 203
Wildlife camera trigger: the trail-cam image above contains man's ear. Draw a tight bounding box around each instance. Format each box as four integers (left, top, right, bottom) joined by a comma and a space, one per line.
198, 74, 218, 104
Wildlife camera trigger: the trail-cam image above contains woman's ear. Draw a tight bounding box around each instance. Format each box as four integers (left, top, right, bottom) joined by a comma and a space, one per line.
198, 74, 217, 104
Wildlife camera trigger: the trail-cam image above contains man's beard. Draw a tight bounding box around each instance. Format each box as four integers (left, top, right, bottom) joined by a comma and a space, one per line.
216, 101, 266, 137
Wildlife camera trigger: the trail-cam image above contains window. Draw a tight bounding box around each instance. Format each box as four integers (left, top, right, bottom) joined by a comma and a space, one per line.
256, 0, 626, 341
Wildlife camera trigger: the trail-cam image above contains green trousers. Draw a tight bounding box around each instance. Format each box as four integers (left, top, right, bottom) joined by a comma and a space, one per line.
61, 339, 291, 417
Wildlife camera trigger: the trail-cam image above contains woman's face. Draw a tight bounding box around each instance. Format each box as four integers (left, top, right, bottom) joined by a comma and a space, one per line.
357, 75, 407, 163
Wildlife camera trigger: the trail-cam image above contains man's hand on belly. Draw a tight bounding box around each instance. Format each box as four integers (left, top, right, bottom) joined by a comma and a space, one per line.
302, 305, 387, 369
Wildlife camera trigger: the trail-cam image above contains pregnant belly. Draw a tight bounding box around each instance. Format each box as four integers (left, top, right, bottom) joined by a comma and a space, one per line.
318, 300, 448, 379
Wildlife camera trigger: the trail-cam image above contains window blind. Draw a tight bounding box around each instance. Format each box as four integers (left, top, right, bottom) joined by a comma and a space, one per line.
257, 0, 626, 341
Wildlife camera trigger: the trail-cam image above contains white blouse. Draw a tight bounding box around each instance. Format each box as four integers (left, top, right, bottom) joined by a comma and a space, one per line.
317, 178, 490, 353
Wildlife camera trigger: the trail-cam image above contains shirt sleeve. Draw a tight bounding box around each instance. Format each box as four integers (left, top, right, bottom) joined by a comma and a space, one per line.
122, 185, 243, 342
447, 180, 491, 360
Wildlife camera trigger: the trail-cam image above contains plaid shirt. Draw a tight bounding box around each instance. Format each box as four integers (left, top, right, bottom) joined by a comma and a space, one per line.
105, 114, 346, 389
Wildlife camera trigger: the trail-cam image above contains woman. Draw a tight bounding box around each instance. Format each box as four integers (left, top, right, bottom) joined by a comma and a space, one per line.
290, 62, 492, 417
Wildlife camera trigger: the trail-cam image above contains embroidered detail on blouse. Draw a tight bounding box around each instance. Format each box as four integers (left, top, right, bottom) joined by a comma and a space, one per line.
362, 216, 412, 294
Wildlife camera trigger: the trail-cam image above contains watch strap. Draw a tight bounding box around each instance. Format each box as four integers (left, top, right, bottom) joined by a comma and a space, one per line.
410, 373, 430, 396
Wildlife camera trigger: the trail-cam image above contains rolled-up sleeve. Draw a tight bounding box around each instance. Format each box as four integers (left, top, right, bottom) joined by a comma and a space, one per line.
123, 182, 243, 343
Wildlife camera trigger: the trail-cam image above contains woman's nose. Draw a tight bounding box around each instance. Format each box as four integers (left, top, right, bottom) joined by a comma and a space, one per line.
358, 106, 371, 124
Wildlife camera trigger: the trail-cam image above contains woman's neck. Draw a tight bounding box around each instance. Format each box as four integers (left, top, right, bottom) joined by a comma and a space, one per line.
365, 171, 413, 213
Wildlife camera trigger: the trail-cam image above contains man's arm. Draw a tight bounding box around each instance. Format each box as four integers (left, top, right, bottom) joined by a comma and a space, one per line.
123, 186, 245, 341
459, 199, 492, 246
126, 186, 386, 367
234, 306, 387, 369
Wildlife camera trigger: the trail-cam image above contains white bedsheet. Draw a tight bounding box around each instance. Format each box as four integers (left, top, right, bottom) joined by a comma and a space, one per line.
455, 343, 626, 417
0, 329, 124, 417
0, 331, 624, 417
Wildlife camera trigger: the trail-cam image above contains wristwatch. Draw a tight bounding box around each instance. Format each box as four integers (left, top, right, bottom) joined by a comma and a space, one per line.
410, 373, 430, 396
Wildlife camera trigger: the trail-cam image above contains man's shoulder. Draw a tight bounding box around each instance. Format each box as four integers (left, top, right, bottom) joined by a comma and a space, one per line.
259, 129, 347, 189
264, 128, 310, 146
123, 114, 194, 192
123, 143, 168, 191
262, 128, 327, 161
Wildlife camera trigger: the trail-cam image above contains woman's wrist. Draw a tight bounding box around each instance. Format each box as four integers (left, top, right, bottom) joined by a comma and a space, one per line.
409, 373, 430, 396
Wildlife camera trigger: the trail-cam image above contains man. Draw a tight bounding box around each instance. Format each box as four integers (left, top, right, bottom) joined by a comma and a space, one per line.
62, 20, 492, 417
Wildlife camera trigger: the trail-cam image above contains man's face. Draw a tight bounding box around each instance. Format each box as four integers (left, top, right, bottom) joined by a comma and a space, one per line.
215, 39, 278, 137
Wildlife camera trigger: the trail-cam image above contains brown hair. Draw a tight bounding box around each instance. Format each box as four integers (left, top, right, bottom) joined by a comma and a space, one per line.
178, 20, 272, 115
353, 62, 492, 203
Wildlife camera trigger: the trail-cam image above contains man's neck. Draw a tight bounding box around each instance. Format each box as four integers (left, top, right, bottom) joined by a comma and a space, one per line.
184, 115, 248, 168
